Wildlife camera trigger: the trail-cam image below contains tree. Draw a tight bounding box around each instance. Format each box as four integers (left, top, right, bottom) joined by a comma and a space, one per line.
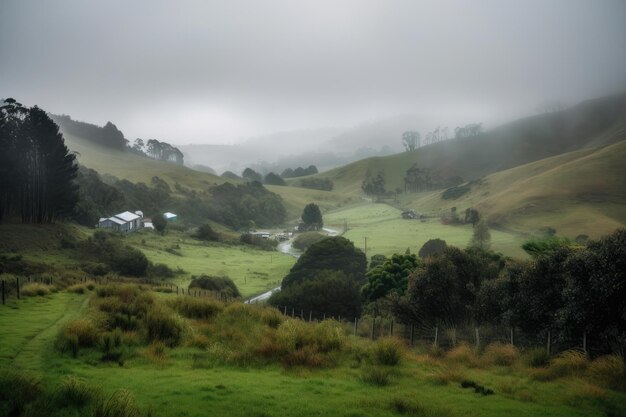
362, 253, 420, 303
0, 99, 78, 223
470, 219, 491, 250
152, 213, 167, 234
402, 131, 421, 151
193, 224, 220, 241
301, 203, 323, 231
264, 172, 286, 186
464, 208, 480, 226
281, 236, 367, 289
189, 275, 241, 298
242, 168, 262, 182
369, 254, 387, 270
269, 270, 362, 319
522, 236, 571, 257
362, 170, 386, 198
418, 239, 447, 259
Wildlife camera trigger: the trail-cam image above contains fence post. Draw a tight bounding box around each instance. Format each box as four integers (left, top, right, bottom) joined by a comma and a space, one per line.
309, 311, 312, 322
323, 313, 326, 321
583, 332, 587, 356
390, 319, 394, 336
510, 327, 514, 346
1, 280, 5, 305
475, 328, 481, 350
546, 330, 552, 356
16, 277, 20, 300
354, 317, 358, 336
434, 326, 439, 347
291, 307, 294, 318
301, 309, 304, 320
283, 306, 287, 315
370, 318, 375, 340
410, 324, 414, 346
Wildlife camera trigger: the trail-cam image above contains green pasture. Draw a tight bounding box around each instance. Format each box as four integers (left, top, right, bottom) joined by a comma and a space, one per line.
1, 291, 624, 417
325, 203, 528, 258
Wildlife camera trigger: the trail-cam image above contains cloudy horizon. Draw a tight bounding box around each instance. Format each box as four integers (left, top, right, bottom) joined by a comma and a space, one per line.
2, 0, 625, 145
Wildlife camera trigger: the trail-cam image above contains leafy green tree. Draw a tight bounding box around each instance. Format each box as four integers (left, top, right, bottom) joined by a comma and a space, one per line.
281, 236, 367, 289
418, 239, 447, 259
292, 231, 325, 251
464, 208, 480, 226
242, 168, 262, 182
521, 236, 571, 257
152, 213, 167, 234
369, 254, 387, 270
193, 224, 220, 241
362, 253, 420, 303
264, 172, 286, 186
402, 131, 421, 151
469, 219, 491, 250
301, 203, 323, 230
189, 275, 241, 298
270, 270, 362, 318
361, 170, 386, 197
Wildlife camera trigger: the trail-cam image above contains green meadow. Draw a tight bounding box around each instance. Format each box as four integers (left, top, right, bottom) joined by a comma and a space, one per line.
324, 203, 528, 258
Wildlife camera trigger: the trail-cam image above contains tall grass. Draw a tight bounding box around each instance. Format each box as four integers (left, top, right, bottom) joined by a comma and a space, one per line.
143, 306, 185, 347
167, 297, 224, 319
20, 282, 53, 297
370, 337, 404, 366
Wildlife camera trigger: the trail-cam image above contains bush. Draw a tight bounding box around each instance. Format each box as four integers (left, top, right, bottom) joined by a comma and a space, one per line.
193, 223, 221, 241
168, 297, 224, 319
67, 283, 92, 294
282, 345, 324, 368
370, 338, 404, 366
143, 307, 185, 347
549, 350, 588, 377
482, 343, 519, 366
298, 177, 333, 191
445, 343, 479, 367
20, 283, 52, 297
58, 319, 100, 352
239, 233, 278, 251
189, 275, 241, 298
147, 262, 175, 278
313, 320, 345, 353
260, 307, 284, 329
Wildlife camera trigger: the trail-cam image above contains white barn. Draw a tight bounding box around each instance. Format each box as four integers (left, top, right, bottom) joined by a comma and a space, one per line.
97, 210, 144, 232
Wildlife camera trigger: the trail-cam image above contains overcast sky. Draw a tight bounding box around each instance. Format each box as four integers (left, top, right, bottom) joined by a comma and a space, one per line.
1, 0, 625, 145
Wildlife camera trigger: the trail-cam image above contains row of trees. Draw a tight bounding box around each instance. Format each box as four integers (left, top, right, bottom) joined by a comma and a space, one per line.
132, 139, 184, 165
268, 229, 625, 356
0, 99, 78, 223
50, 114, 127, 149
281, 165, 318, 178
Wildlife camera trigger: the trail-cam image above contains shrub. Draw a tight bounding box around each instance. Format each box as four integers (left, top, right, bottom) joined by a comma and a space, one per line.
143, 307, 185, 347
239, 233, 278, 251
20, 283, 51, 297
147, 262, 175, 278
370, 337, 404, 366
54, 375, 97, 407
281, 345, 324, 368
588, 355, 626, 392
361, 367, 391, 386
522, 348, 550, 368
67, 283, 91, 294
193, 223, 221, 241
189, 275, 241, 298
292, 232, 325, 251
313, 320, 345, 353
168, 297, 224, 319
482, 343, 519, 366
445, 343, 479, 367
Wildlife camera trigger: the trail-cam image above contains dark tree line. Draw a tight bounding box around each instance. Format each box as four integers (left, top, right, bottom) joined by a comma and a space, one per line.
50, 114, 127, 149
281, 165, 318, 178
132, 138, 184, 165
0, 99, 78, 223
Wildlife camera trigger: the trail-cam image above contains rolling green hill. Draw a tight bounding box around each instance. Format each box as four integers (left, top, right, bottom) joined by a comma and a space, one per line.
400, 140, 626, 238
303, 94, 626, 196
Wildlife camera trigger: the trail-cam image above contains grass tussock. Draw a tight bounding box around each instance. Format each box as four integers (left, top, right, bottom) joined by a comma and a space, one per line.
482, 342, 519, 366
361, 367, 392, 386
20, 282, 53, 297
91, 389, 146, 417
0, 370, 43, 416
588, 355, 626, 392
522, 348, 550, 368
370, 337, 404, 366
167, 297, 224, 319
56, 319, 100, 356
143, 306, 185, 347
445, 343, 480, 367
428, 366, 466, 385
66, 282, 94, 294
54, 375, 98, 407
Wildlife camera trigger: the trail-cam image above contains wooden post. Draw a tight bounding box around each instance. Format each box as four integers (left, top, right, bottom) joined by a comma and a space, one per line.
301, 309, 304, 319
390, 319, 394, 336
1, 280, 5, 305
338, 315, 341, 322
434, 326, 439, 347
354, 317, 358, 336
510, 328, 514, 346
283, 306, 287, 315
583, 332, 587, 356
309, 311, 312, 322
291, 307, 294, 318
371, 318, 375, 340
410, 324, 414, 346
475, 327, 480, 350
16, 277, 20, 300
323, 313, 326, 321
547, 330, 552, 356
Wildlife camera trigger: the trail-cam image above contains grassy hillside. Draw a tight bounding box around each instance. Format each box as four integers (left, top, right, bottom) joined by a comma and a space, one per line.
304, 94, 626, 196
63, 133, 346, 221
400, 140, 626, 238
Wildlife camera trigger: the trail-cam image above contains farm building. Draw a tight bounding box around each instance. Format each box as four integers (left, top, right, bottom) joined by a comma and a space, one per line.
97, 210, 144, 232
163, 212, 177, 221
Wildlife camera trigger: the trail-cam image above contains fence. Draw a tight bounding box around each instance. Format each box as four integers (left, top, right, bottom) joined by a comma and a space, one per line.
272, 304, 610, 358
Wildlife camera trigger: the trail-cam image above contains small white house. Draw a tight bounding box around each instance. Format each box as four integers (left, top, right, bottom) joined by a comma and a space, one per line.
97, 210, 143, 232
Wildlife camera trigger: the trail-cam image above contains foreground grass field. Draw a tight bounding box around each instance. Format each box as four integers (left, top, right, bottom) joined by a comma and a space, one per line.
1, 290, 625, 417
324, 203, 528, 258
